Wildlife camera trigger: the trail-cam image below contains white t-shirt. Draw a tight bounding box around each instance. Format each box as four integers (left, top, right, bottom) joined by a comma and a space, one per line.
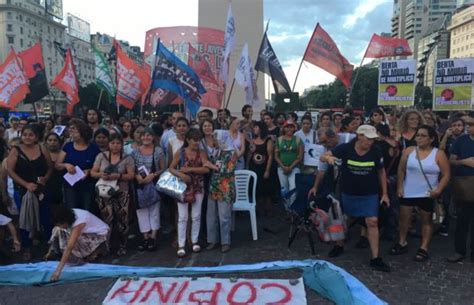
160, 129, 176, 154
295, 129, 317, 145
73, 209, 109, 236
169, 136, 184, 156
5, 128, 20, 141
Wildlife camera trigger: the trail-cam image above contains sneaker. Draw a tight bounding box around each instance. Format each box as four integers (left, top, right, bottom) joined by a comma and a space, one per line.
439, 226, 448, 237
328, 245, 344, 258
206, 243, 218, 251
177, 248, 186, 258
138, 239, 148, 251
447, 253, 465, 263
355, 237, 369, 249
221, 245, 231, 253
192, 244, 201, 253
370, 257, 391, 272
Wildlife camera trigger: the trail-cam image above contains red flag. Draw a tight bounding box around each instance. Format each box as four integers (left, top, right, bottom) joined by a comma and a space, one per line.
51, 49, 79, 114
116, 41, 150, 109
0, 49, 30, 109
364, 34, 412, 58
18, 42, 49, 103
303, 23, 353, 88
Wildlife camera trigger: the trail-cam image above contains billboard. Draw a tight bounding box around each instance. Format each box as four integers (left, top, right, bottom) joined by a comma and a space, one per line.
144, 26, 224, 109
43, 0, 63, 19
377, 59, 416, 106
433, 58, 474, 111
67, 13, 91, 42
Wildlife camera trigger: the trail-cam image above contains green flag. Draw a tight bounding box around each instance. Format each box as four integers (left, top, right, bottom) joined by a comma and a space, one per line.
93, 44, 116, 97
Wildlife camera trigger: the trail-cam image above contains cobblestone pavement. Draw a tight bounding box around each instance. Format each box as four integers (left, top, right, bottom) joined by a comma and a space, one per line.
0, 211, 473, 305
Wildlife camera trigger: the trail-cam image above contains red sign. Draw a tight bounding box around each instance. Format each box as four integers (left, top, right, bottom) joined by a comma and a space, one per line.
303, 23, 353, 88
116, 41, 150, 109
51, 49, 79, 114
364, 34, 413, 58
144, 26, 224, 109
0, 49, 30, 109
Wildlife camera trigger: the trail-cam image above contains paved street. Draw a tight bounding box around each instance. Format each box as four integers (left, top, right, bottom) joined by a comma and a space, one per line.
1, 211, 473, 305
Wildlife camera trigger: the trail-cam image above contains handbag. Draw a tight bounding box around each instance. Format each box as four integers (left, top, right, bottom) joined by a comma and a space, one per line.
95, 178, 119, 199
155, 170, 187, 202
156, 149, 187, 202
415, 147, 444, 224
137, 182, 160, 208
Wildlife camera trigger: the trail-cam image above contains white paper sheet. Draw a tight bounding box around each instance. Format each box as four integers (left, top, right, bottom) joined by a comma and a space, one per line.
63, 166, 85, 186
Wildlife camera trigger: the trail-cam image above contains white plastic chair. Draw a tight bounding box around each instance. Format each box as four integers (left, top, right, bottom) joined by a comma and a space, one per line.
232, 170, 258, 240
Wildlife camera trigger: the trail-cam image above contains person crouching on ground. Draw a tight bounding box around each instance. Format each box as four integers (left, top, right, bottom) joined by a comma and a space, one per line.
46, 207, 109, 281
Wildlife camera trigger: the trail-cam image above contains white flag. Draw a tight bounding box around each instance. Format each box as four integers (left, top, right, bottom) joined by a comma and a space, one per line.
235, 43, 259, 106
219, 3, 236, 85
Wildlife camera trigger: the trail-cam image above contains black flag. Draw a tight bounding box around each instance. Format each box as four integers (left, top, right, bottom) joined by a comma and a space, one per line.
255, 33, 292, 94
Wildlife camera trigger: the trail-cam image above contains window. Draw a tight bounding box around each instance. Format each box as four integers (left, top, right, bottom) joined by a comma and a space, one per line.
6, 0, 11, 4
20, 27, 23, 34
7, 12, 12, 19
7, 36, 14, 44
7, 24, 13, 32
20, 39, 23, 48
19, 14, 22, 22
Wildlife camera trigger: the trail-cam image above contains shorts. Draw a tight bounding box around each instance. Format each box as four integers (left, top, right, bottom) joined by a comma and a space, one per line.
400, 197, 434, 213
341, 193, 379, 217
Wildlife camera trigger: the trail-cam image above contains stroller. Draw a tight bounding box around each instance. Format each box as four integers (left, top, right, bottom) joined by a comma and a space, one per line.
287, 165, 346, 254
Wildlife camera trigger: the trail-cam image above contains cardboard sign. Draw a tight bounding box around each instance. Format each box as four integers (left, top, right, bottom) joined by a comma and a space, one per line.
304, 144, 325, 167
103, 277, 307, 305
378, 59, 416, 106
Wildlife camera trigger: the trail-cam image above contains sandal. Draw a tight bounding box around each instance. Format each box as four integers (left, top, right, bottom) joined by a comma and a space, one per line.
414, 248, 429, 262
177, 248, 186, 257
389, 243, 408, 255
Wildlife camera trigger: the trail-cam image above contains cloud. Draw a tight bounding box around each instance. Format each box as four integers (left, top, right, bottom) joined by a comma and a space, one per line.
343, 0, 391, 29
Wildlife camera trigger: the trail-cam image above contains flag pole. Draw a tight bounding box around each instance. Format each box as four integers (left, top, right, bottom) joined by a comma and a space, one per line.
255, 19, 271, 83
32, 101, 39, 121
224, 78, 236, 109
293, 23, 317, 92
347, 55, 366, 105
96, 89, 104, 110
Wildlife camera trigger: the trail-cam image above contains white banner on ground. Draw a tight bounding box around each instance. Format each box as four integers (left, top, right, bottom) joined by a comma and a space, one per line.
103, 277, 307, 305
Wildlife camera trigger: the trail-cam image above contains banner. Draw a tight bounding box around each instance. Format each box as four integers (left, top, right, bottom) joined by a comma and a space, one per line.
377, 59, 416, 106
103, 277, 307, 305
0, 49, 30, 109
433, 58, 474, 111
144, 26, 224, 109
303, 23, 353, 88
219, 3, 236, 85
255, 33, 292, 94
67, 13, 90, 42
364, 34, 412, 58
152, 40, 206, 116
116, 41, 150, 109
51, 49, 79, 114
92, 44, 116, 97
18, 43, 49, 103
234, 43, 259, 106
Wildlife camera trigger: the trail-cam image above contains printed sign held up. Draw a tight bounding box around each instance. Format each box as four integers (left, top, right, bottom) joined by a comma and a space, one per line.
377, 59, 416, 107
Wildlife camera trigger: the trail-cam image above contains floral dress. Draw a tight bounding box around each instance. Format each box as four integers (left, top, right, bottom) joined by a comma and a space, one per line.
209, 151, 236, 203
182, 149, 204, 202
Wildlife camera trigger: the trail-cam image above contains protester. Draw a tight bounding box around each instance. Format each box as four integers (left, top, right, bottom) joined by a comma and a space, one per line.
229, 117, 246, 170
337, 116, 358, 145
5, 116, 21, 142
43, 118, 55, 139
6, 125, 53, 261
275, 112, 286, 129
317, 112, 332, 129
167, 117, 189, 163
84, 109, 102, 133
263, 112, 280, 142
56, 119, 100, 212
398, 110, 424, 149
332, 113, 343, 132
47, 207, 109, 281
121, 120, 133, 145
169, 128, 209, 257
160, 112, 184, 158
214, 109, 230, 130
44, 133, 64, 208
447, 116, 474, 263
93, 128, 110, 152
295, 115, 318, 175
0, 125, 8, 162
321, 125, 391, 272
132, 128, 165, 251
204, 130, 237, 253
393, 125, 450, 261
274, 120, 304, 208
247, 121, 273, 215
123, 124, 145, 155
369, 108, 386, 126
91, 133, 135, 256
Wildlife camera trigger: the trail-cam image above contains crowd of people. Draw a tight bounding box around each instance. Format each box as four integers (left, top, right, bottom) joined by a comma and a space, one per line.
0, 105, 473, 280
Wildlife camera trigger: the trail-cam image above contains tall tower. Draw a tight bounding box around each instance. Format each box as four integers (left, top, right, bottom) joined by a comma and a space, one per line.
198, 0, 264, 117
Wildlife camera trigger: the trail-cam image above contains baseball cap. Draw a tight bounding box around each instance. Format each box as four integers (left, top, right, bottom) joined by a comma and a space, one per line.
356, 125, 378, 139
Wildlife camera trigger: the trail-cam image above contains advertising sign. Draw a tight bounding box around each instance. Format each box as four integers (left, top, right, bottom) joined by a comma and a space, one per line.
67, 13, 91, 42
144, 26, 225, 109
103, 277, 307, 305
433, 58, 474, 111
43, 0, 63, 19
378, 59, 416, 106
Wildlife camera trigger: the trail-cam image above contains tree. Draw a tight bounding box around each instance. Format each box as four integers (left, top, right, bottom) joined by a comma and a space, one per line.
415, 84, 432, 109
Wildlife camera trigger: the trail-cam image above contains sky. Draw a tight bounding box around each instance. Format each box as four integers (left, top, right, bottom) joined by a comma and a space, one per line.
62, 0, 393, 97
